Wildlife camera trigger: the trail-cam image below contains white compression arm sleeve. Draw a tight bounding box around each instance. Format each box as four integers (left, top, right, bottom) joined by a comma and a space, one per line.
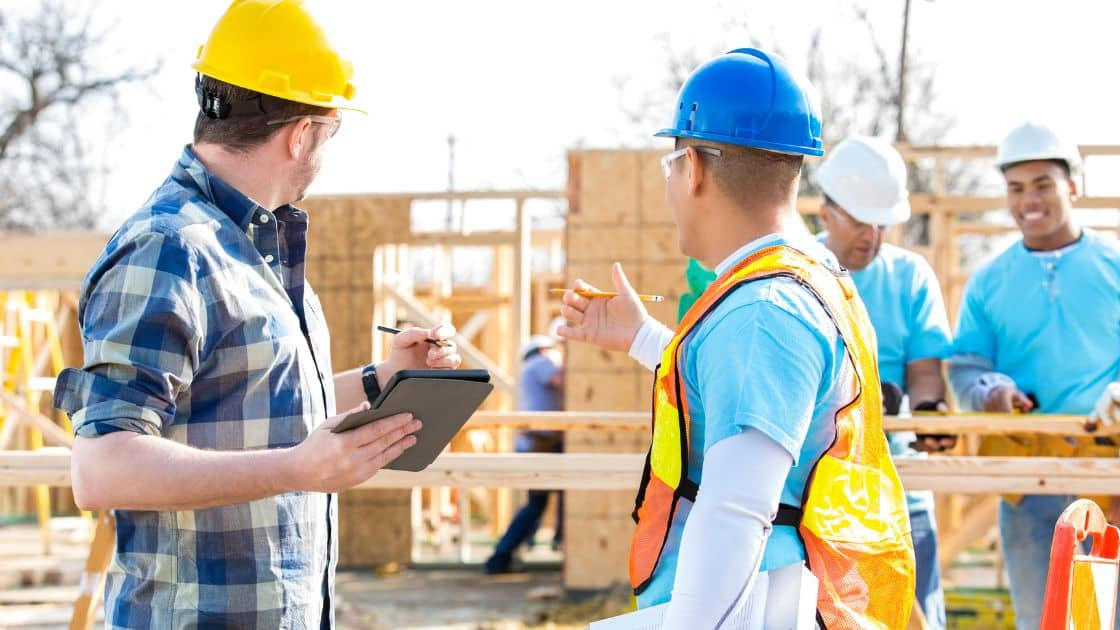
948, 353, 1017, 411
628, 316, 674, 372
661, 428, 793, 629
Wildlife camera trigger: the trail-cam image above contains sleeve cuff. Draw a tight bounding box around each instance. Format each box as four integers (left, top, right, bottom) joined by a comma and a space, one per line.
973, 372, 1016, 409
627, 317, 674, 372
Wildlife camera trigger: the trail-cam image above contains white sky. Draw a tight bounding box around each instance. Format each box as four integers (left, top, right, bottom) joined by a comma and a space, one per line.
34, 0, 1120, 226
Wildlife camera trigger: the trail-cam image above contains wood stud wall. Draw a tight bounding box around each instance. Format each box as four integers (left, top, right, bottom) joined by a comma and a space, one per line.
302, 195, 414, 569
563, 150, 688, 589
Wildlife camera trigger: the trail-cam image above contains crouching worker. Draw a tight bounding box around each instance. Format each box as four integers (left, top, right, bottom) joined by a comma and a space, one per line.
559, 48, 915, 627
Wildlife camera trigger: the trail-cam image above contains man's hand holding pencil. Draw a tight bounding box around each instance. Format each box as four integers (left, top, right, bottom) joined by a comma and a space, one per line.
557, 262, 650, 352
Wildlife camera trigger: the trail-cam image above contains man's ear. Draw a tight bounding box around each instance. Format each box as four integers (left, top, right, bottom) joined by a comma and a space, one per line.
685, 146, 706, 197
284, 116, 313, 161
1066, 171, 1080, 202
818, 203, 834, 229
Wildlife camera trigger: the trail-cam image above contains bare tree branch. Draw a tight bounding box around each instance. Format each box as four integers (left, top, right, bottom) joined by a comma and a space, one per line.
0, 0, 158, 231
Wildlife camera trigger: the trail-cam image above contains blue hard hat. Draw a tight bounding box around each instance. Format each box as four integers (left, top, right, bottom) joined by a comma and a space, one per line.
655, 48, 824, 157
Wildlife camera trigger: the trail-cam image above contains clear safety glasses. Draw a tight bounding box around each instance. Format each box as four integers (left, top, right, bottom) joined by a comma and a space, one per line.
265, 114, 342, 138
660, 146, 722, 179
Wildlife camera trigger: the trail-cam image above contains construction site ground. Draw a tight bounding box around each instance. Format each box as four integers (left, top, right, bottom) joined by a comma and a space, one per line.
0, 518, 1012, 629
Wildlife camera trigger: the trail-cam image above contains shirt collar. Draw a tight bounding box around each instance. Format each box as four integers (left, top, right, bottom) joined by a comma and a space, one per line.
1023, 230, 1085, 258
172, 145, 272, 231
715, 233, 819, 276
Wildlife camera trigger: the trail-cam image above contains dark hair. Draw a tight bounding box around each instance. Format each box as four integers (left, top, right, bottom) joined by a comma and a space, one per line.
999, 158, 1072, 179
193, 75, 332, 153
677, 138, 803, 206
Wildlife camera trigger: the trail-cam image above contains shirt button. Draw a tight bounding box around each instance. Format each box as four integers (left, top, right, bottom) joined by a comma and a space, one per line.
264, 254, 275, 263
259, 214, 270, 224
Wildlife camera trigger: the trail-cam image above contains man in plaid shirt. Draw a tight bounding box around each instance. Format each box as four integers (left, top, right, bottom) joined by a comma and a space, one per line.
52, 2, 460, 627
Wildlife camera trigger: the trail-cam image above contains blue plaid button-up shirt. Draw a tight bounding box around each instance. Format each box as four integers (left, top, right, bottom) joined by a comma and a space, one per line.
55, 146, 339, 629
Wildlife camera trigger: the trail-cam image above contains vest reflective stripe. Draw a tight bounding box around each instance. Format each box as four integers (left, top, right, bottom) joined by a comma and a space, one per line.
628, 244, 916, 629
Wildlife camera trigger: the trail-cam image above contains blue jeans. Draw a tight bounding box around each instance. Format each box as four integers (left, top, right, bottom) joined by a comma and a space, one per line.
485, 490, 562, 572
999, 494, 1120, 630
911, 509, 946, 630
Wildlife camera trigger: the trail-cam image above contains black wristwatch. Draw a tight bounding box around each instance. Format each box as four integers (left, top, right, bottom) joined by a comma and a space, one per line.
360, 363, 382, 403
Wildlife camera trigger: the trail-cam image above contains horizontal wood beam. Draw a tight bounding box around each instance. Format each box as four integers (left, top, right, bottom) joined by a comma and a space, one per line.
0, 233, 108, 289
892, 144, 1120, 160
466, 411, 1105, 437
309, 190, 566, 202
6, 451, 1120, 494
468, 411, 647, 430
408, 232, 519, 247
800, 195, 1120, 216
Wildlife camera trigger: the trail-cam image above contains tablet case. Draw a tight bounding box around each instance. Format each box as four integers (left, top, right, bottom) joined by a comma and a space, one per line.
330, 374, 493, 471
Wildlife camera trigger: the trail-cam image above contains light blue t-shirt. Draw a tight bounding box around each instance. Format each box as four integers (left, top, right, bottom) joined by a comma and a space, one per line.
638, 235, 850, 608
515, 352, 562, 452
849, 242, 953, 513
952, 230, 1120, 415
850, 243, 953, 389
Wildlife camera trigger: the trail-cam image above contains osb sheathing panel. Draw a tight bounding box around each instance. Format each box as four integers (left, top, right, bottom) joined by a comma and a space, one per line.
338, 488, 412, 568
566, 340, 633, 371
568, 151, 641, 227
304, 196, 411, 256
563, 513, 639, 591
565, 369, 642, 413
639, 151, 672, 224
638, 224, 682, 263
565, 149, 688, 589
302, 194, 413, 566
568, 225, 640, 263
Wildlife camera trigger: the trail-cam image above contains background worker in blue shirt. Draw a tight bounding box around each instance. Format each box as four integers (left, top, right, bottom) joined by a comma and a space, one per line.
949, 121, 1120, 629
485, 333, 565, 573
815, 135, 955, 630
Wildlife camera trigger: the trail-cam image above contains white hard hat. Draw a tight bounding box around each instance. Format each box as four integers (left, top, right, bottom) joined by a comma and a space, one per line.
995, 121, 1081, 174
814, 136, 911, 226
521, 335, 557, 359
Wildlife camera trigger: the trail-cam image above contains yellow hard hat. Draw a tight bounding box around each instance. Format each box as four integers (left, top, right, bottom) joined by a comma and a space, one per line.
192, 0, 365, 113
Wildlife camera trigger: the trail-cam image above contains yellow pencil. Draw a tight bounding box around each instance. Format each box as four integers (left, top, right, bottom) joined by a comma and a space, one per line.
550, 288, 665, 303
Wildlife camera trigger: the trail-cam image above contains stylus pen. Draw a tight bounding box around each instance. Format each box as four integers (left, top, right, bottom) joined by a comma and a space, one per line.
376, 324, 450, 347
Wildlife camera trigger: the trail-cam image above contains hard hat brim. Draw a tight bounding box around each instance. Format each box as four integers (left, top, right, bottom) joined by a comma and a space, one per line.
654, 129, 824, 157
192, 61, 368, 115
995, 153, 1079, 173
831, 195, 911, 227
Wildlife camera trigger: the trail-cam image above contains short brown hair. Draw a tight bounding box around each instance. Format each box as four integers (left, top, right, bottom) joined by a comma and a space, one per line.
678, 138, 803, 206
193, 75, 332, 153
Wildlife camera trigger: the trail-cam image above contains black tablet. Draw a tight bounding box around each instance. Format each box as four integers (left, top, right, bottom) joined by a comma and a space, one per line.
330, 369, 493, 472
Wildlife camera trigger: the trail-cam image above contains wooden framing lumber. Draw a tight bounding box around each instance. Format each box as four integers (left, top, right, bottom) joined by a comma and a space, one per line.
7, 451, 1120, 495
936, 495, 999, 569
0, 234, 107, 290
0, 389, 73, 447
381, 281, 516, 394
465, 411, 1105, 437
69, 511, 114, 630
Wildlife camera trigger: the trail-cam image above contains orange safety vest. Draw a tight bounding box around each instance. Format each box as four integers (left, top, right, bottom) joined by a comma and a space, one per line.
628, 244, 916, 629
